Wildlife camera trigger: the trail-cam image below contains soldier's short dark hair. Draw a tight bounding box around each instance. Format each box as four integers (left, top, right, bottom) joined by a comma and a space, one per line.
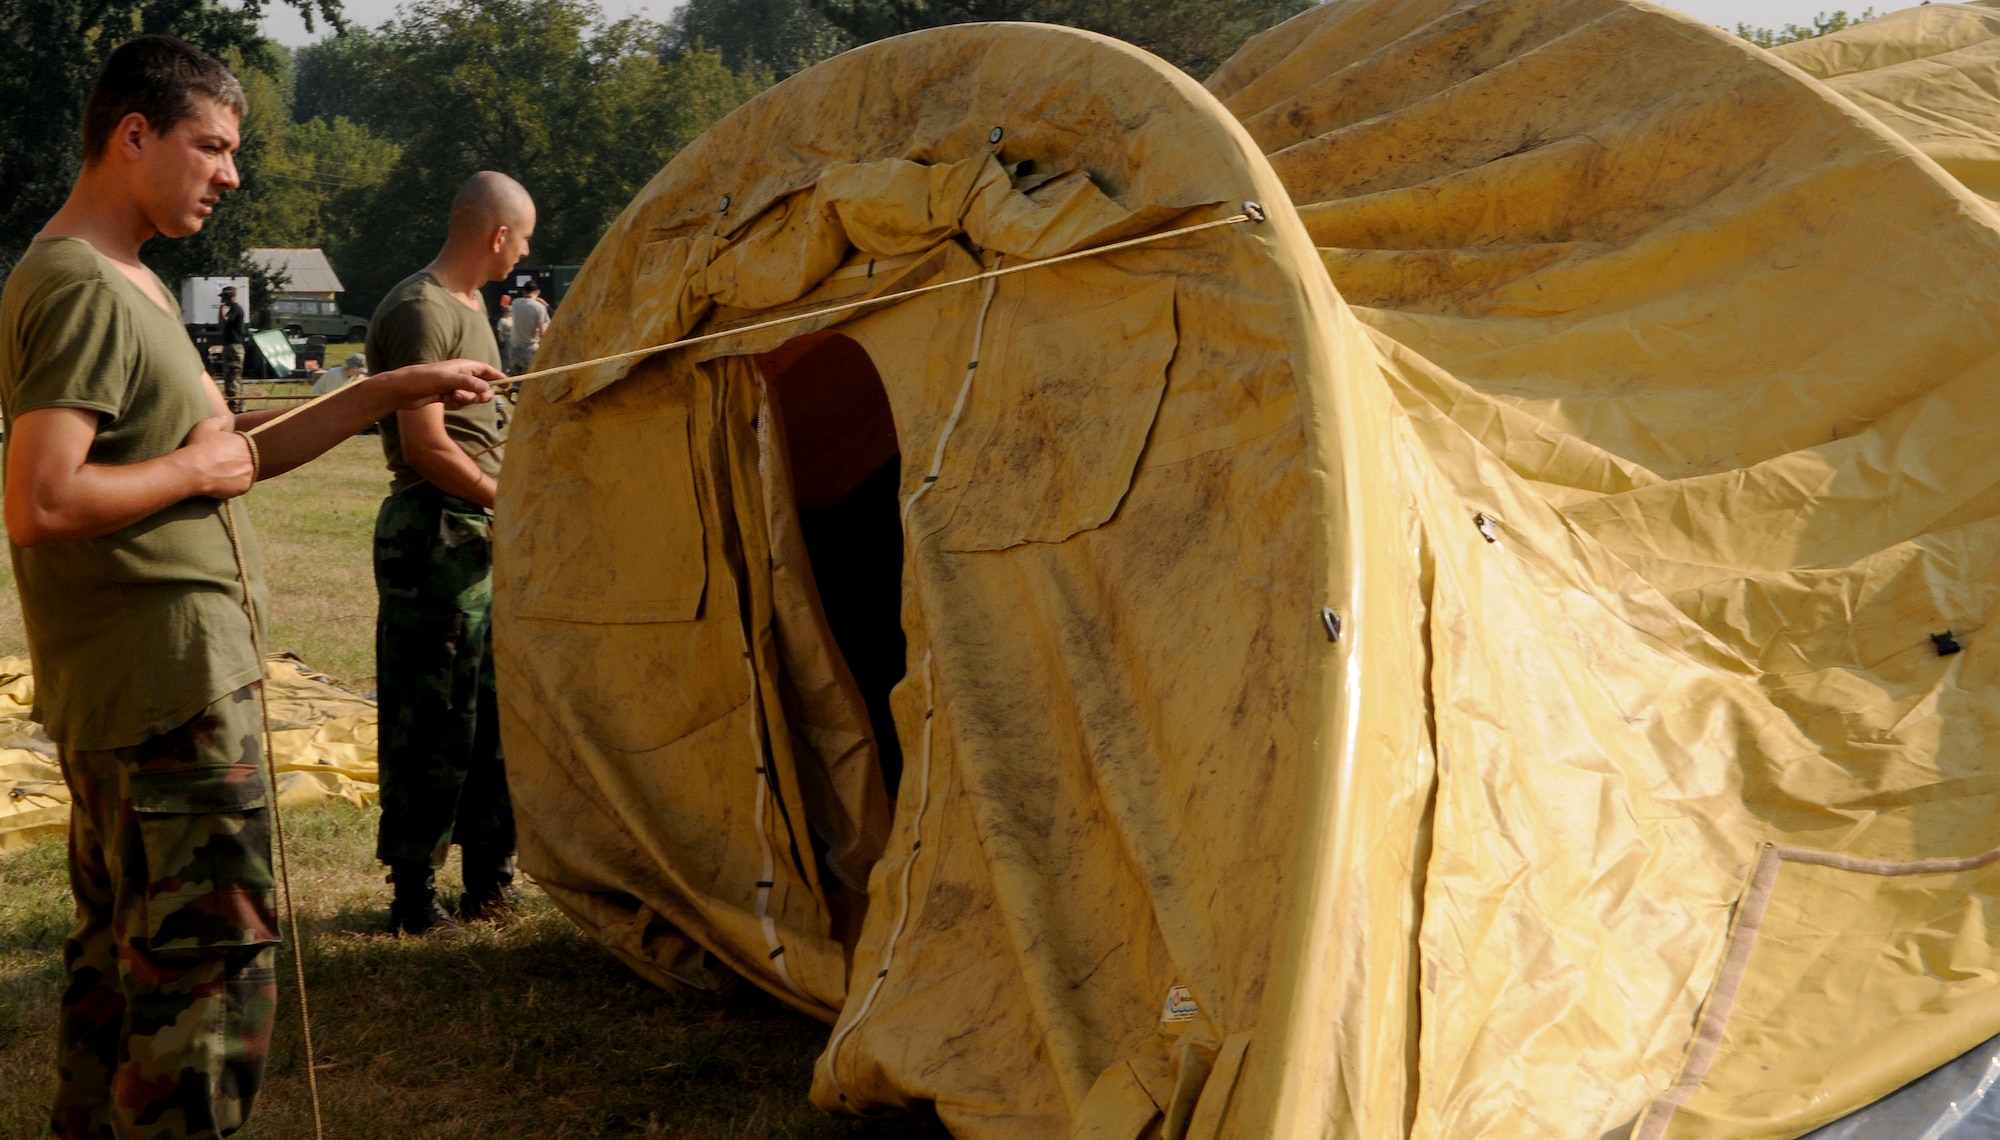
82, 36, 246, 164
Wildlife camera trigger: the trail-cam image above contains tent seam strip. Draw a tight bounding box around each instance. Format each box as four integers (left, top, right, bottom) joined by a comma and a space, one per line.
823, 651, 940, 1106
824, 261, 1002, 1103
1636, 840, 2000, 1137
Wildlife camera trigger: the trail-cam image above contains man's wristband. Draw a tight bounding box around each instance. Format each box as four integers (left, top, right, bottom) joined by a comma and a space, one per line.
234, 430, 262, 484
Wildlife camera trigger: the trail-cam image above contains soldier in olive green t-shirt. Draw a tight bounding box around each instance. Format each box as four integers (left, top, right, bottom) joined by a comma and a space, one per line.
362, 171, 534, 937
1, 36, 501, 1139
369, 270, 506, 495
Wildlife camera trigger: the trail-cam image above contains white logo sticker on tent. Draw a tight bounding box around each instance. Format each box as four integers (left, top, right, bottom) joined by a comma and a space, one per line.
1162, 984, 1199, 1023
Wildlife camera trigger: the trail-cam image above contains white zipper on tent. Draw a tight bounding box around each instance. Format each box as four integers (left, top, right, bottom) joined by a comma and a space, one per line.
747, 379, 806, 1000
825, 261, 1004, 1100
825, 650, 938, 1105
902, 259, 1002, 523
751, 738, 804, 999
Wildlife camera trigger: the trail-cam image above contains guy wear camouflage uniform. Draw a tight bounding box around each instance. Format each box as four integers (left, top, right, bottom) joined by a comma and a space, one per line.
366, 270, 513, 931
1, 233, 279, 1134
55, 686, 277, 1138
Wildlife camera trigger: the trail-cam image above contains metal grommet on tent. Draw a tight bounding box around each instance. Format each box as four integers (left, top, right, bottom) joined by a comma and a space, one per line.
1321, 607, 1342, 643
719, 194, 732, 214
989, 126, 1004, 144
1934, 631, 1963, 656
1243, 200, 1266, 223
1474, 512, 1500, 542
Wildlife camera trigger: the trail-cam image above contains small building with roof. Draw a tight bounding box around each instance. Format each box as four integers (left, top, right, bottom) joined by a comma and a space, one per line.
248, 247, 369, 341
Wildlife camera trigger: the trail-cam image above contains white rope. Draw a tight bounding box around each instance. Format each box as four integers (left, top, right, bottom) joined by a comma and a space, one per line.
220, 500, 324, 1140
488, 211, 1252, 395
243, 209, 1257, 448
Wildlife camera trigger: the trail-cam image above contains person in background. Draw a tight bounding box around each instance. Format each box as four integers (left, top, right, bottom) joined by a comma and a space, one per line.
506, 281, 547, 375
216, 282, 246, 412
495, 293, 515, 373
1, 36, 498, 1137
310, 351, 368, 397
364, 170, 528, 937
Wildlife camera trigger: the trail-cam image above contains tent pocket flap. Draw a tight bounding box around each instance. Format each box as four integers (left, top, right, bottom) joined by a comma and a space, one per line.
1636, 844, 2000, 1139
1074, 1058, 1165, 1139
940, 274, 1175, 552
514, 406, 707, 623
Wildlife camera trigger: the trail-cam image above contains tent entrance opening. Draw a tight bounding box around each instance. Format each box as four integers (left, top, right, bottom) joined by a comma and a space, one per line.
759, 332, 909, 792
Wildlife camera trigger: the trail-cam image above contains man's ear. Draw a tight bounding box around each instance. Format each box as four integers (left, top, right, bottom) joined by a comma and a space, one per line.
490, 225, 510, 255
113, 112, 153, 162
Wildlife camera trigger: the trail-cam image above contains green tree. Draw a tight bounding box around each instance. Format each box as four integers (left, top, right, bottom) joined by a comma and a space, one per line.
309, 0, 765, 313
239, 115, 402, 253
0, 0, 344, 278
292, 27, 387, 127
667, 0, 854, 77
806, 0, 1315, 76
1737, 8, 1876, 48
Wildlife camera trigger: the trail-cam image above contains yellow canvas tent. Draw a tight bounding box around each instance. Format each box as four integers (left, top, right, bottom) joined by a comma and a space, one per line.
494, 2, 2000, 1137
1771, 1, 2000, 202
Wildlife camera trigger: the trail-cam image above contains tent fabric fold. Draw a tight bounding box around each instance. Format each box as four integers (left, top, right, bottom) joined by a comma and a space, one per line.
495, 4, 2000, 1137
1772, 0, 2000, 203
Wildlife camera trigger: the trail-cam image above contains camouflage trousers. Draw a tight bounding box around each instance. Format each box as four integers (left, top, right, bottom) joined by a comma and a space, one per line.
215, 345, 244, 414
52, 684, 279, 1139
373, 484, 513, 870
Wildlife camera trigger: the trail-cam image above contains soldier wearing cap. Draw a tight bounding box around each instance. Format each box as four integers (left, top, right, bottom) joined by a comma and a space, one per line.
216, 282, 245, 412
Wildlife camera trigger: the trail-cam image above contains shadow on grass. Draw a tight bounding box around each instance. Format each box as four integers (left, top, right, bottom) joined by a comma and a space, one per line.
254, 888, 950, 1137
1, 805, 951, 1139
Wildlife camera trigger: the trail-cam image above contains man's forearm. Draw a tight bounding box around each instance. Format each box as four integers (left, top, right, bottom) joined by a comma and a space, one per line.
237, 377, 406, 478
8, 450, 218, 546
408, 445, 496, 507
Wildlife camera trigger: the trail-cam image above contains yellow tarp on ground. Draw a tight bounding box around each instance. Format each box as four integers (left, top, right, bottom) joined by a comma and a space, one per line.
0, 656, 380, 852
495, 4, 2000, 1137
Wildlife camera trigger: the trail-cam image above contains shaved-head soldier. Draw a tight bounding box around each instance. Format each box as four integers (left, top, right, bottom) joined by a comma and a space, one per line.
366, 170, 530, 934
0, 36, 499, 1136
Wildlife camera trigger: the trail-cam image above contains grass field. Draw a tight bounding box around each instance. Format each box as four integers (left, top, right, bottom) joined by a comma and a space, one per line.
0, 804, 949, 1137
0, 432, 951, 1137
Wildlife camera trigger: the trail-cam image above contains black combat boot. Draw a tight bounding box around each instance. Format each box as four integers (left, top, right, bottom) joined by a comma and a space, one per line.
458, 849, 522, 922
387, 864, 459, 937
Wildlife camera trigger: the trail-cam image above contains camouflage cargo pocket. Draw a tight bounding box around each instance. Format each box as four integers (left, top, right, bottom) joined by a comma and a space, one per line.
377, 595, 472, 711
130, 763, 280, 952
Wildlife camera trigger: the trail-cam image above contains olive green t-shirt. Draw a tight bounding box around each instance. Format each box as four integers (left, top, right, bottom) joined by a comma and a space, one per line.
365, 272, 506, 496
0, 236, 268, 750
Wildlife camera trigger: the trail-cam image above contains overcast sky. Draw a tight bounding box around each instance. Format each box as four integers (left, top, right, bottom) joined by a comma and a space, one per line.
257, 0, 1915, 49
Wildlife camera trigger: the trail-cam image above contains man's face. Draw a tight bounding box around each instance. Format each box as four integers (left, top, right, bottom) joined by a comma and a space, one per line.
130, 97, 241, 239
491, 207, 535, 280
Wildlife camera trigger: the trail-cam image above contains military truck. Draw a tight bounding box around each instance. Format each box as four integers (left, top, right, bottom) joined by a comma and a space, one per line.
270, 297, 368, 343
